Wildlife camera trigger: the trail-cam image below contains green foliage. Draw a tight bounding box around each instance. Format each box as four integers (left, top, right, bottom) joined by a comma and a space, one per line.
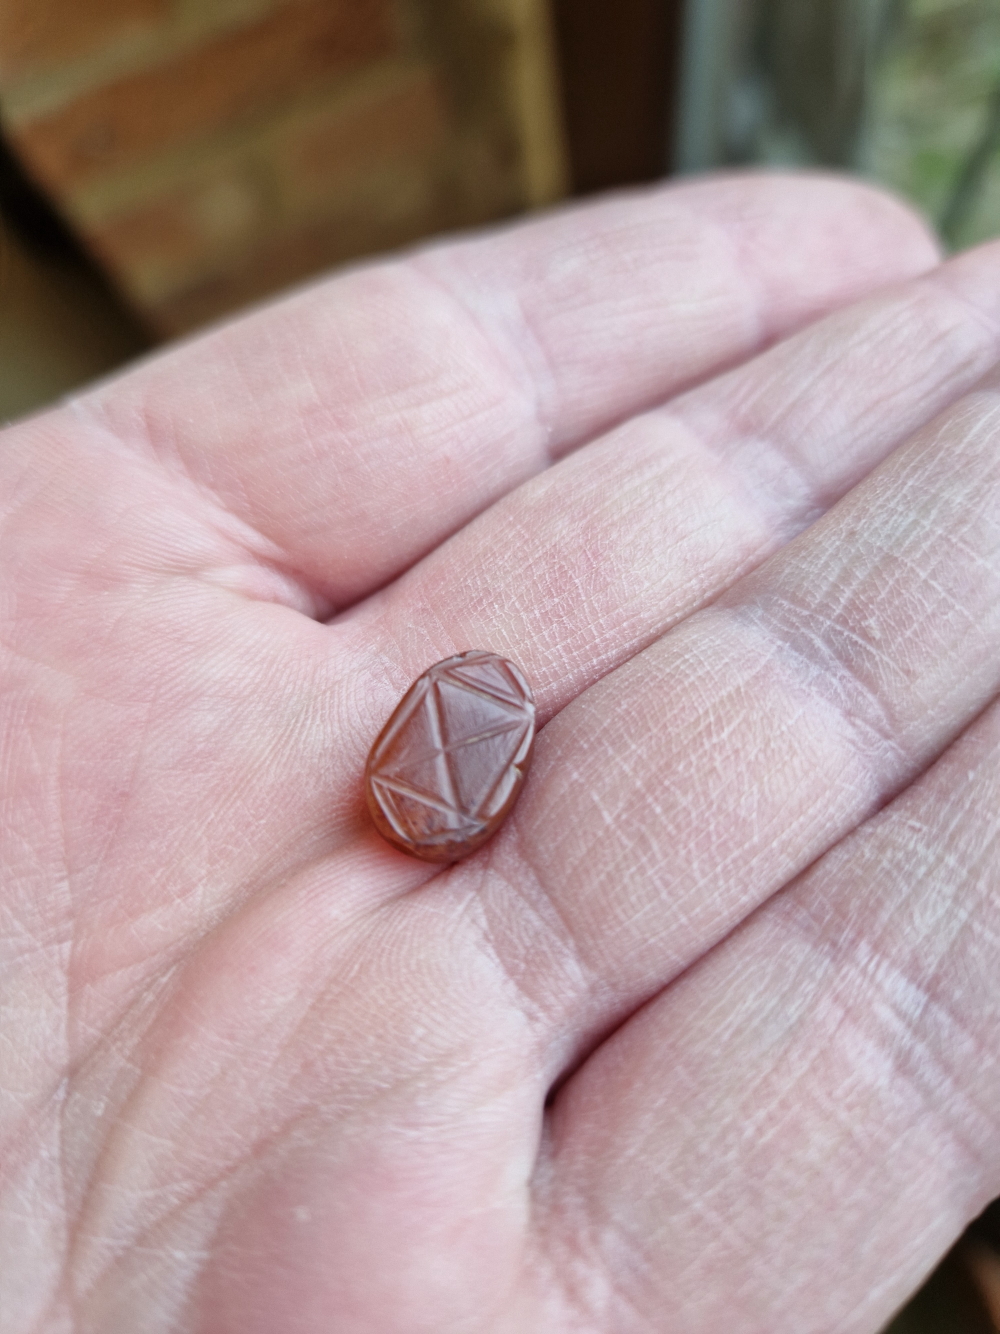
868, 0, 1000, 246
723, 0, 1000, 248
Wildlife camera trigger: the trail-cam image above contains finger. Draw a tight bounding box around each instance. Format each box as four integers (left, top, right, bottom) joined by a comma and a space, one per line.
25, 244, 988, 1046
89, 237, 987, 977
1, 176, 937, 1047
319, 241, 1000, 868
73, 174, 937, 608
425, 353, 1000, 1070
537, 683, 1000, 1333
349, 242, 1000, 734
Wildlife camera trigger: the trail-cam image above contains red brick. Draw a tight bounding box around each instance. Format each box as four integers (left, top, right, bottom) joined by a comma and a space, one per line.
10, 0, 396, 190
0, 0, 169, 80
86, 69, 447, 298
128, 133, 526, 334
89, 169, 272, 298
275, 68, 447, 209
144, 192, 453, 334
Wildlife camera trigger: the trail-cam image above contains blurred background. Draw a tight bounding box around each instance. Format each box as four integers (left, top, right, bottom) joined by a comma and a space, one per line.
0, 1, 998, 1326
7, 1, 1000, 417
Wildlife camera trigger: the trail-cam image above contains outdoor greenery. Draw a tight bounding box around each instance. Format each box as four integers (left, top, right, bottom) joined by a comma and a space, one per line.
723, 0, 1000, 249
869, 0, 1000, 248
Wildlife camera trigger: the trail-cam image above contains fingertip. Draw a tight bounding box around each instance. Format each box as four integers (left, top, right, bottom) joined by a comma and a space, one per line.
807, 170, 943, 277
676, 169, 942, 338
922, 235, 1000, 332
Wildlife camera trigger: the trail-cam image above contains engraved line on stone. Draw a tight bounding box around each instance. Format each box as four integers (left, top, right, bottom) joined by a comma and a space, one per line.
441, 717, 526, 752
392, 675, 432, 730
371, 773, 459, 816
426, 681, 459, 811
381, 716, 522, 776
497, 660, 530, 699
470, 722, 531, 818
371, 785, 419, 841
510, 720, 534, 767
379, 736, 448, 776
371, 774, 480, 826
375, 676, 430, 759
375, 790, 418, 841
421, 827, 486, 847
438, 673, 528, 713
443, 664, 524, 702
453, 652, 496, 667
373, 784, 442, 837
434, 686, 526, 746
442, 658, 522, 690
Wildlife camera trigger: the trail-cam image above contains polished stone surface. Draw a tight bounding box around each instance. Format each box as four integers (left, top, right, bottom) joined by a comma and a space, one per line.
365, 650, 536, 862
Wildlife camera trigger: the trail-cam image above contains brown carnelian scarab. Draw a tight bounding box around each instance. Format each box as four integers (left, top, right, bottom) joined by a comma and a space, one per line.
365, 650, 536, 863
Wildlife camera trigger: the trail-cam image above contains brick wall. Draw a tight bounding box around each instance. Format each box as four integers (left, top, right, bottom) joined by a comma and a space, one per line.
0, 0, 567, 334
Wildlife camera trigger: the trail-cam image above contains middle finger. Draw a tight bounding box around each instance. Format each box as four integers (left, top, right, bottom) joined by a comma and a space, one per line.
334, 244, 1000, 834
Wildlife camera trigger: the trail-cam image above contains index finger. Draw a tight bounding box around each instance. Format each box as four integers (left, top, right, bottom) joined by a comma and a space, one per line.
75, 173, 937, 608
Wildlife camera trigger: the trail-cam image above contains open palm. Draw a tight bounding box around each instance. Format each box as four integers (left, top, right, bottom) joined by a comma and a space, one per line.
4, 173, 1000, 1334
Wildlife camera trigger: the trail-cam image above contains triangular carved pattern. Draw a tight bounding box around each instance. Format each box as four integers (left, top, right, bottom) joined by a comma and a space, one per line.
369, 653, 535, 849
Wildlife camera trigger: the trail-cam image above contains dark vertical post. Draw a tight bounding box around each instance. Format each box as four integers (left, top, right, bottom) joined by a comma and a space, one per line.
551, 0, 685, 193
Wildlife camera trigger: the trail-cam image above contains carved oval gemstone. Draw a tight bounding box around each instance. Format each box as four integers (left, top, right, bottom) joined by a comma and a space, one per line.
365, 651, 536, 863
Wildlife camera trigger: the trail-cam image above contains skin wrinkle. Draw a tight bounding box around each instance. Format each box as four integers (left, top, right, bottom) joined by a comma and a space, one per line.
7, 180, 1000, 1334
0, 683, 77, 1328
344, 249, 1000, 811
706, 199, 768, 355
374, 408, 770, 718
68, 179, 937, 620
23, 408, 325, 618
407, 256, 554, 455
189, 1056, 541, 1328
424, 195, 764, 459
558, 704, 1000, 1331
772, 287, 980, 475
66, 388, 201, 486
53, 955, 246, 1296
63, 621, 328, 913
465, 365, 1000, 1087
939, 521, 1000, 586
2, 1037, 70, 1331
259, 270, 545, 600
828, 997, 991, 1239
432, 204, 728, 448
566, 999, 936, 1332
727, 398, 1000, 736
92, 424, 1000, 1301
675, 262, 1000, 531
605, 411, 777, 613
51, 699, 77, 1332
80, 1160, 255, 1327
532, 1182, 641, 1334
68, 891, 526, 1304
861, 953, 998, 1168
542, 1057, 768, 1334
71, 1079, 273, 1306
882, 547, 985, 676
924, 258, 1000, 344
733, 596, 913, 775
62, 398, 324, 618
466, 854, 605, 1078
480, 695, 749, 1067
803, 928, 991, 1174
781, 782, 1000, 1163
65, 692, 159, 921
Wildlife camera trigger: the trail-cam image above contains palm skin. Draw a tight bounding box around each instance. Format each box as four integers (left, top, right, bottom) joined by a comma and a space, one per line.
4, 171, 1000, 1334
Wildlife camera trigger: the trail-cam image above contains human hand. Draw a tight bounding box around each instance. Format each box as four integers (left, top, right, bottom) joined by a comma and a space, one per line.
3, 172, 999, 1333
